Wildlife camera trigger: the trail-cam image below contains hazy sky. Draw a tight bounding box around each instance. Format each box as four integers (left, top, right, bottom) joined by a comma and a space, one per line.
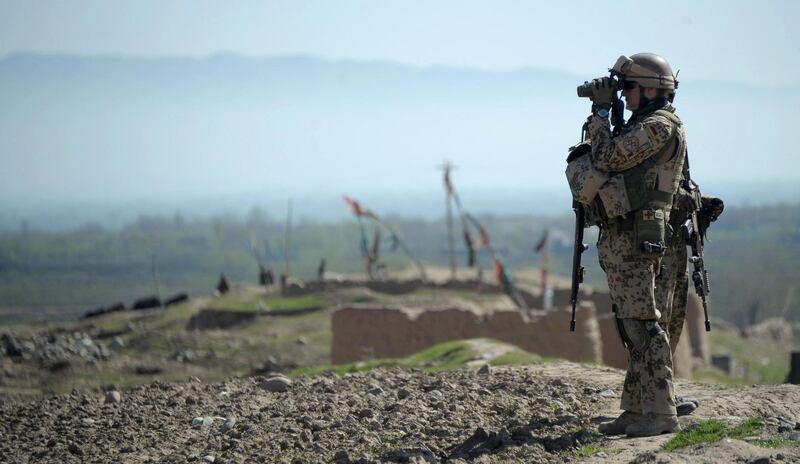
1, 0, 798, 225
1, 0, 797, 86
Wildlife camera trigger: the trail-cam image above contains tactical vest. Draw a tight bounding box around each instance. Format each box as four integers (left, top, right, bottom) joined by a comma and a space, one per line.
596, 109, 685, 221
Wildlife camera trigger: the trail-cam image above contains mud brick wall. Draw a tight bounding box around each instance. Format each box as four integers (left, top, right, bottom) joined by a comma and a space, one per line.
331, 303, 602, 365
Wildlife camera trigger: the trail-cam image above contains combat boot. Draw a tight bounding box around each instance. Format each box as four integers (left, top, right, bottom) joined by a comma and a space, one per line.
598, 411, 642, 435
675, 396, 699, 416
625, 413, 680, 437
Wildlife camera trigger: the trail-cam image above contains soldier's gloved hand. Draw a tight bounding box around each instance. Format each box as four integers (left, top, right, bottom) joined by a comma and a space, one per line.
589, 77, 614, 106
701, 196, 724, 222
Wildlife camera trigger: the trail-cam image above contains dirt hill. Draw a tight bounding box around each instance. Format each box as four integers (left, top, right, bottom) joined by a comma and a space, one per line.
2, 276, 798, 463
2, 356, 799, 463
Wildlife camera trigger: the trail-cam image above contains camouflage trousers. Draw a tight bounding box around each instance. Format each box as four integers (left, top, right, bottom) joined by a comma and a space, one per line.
598, 229, 677, 416
618, 319, 677, 415
654, 232, 689, 354
597, 229, 659, 320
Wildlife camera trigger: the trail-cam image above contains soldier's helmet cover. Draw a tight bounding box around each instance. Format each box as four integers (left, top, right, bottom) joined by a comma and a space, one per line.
611, 53, 678, 90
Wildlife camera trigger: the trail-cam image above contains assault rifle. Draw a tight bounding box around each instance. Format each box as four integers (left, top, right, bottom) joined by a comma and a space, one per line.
679, 153, 712, 332
570, 199, 587, 332
567, 122, 592, 332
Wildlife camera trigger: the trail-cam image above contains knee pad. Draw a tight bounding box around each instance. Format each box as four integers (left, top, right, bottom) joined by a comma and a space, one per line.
618, 318, 664, 360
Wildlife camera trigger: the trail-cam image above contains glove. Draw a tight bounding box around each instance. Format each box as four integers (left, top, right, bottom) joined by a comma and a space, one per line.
590, 77, 614, 106
701, 196, 724, 222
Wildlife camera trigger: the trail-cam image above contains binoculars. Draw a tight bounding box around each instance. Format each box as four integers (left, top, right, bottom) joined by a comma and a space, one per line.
576, 77, 623, 98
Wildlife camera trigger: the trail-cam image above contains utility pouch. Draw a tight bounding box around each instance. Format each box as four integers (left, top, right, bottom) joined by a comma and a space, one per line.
565, 143, 607, 204
597, 173, 633, 218
634, 208, 667, 256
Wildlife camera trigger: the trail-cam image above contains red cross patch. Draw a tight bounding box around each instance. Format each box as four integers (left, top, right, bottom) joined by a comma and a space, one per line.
642, 209, 655, 221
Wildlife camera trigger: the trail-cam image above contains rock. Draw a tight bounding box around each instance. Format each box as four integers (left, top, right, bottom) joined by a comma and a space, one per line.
105, 390, 122, 404
260, 376, 292, 393
220, 417, 236, 433
368, 386, 384, 396
2, 334, 24, 357
778, 424, 792, 433
67, 442, 83, 456
203, 455, 216, 463
81, 418, 96, 426
333, 450, 349, 463
550, 400, 566, 413
310, 420, 327, 431
598, 388, 616, 398
296, 337, 307, 345
397, 388, 410, 400
543, 433, 576, 452
357, 408, 374, 419
556, 414, 580, 426
477, 364, 492, 375
111, 336, 125, 349
192, 417, 214, 428
135, 365, 163, 375
428, 390, 444, 401
746, 457, 771, 464
789, 432, 800, 441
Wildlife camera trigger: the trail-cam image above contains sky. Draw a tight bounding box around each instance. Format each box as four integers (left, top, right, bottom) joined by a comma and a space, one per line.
0, 0, 798, 227
1, 0, 797, 86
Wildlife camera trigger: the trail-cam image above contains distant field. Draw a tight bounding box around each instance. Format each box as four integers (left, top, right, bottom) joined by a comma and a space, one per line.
1, 205, 798, 326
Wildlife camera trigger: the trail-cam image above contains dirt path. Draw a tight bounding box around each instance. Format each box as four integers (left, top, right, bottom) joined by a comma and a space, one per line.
531, 361, 800, 463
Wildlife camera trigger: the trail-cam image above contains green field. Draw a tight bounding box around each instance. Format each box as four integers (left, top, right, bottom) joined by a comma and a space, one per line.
1, 205, 799, 327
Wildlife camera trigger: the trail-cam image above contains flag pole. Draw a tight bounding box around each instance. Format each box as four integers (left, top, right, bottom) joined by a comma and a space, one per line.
438, 160, 457, 280
284, 198, 293, 277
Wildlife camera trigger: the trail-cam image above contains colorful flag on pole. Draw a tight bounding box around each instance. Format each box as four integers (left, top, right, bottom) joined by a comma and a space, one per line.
463, 229, 475, 267
534, 230, 549, 253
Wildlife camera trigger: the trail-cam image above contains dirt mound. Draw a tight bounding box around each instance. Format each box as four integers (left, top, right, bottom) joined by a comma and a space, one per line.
186, 309, 257, 330
745, 317, 794, 346
3, 362, 799, 463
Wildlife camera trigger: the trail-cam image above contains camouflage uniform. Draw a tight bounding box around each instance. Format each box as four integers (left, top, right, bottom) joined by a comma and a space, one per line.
655, 208, 690, 354
657, 190, 723, 354
588, 103, 685, 417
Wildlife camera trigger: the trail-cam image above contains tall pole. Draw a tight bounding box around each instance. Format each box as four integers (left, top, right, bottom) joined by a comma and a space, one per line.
446, 189, 455, 279
284, 198, 293, 277
439, 160, 456, 280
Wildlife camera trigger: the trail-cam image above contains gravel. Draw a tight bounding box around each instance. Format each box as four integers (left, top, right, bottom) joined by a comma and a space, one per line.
0, 368, 601, 463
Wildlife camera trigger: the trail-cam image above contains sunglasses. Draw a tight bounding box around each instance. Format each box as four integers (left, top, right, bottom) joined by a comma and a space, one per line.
622, 81, 639, 91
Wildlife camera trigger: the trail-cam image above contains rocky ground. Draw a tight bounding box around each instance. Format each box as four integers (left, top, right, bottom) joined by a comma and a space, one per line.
2, 360, 799, 464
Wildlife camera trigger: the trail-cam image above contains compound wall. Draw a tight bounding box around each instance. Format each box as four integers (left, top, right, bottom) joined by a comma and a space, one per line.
331, 303, 602, 365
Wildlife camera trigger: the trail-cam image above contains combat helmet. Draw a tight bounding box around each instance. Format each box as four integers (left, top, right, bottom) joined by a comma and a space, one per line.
611, 53, 678, 90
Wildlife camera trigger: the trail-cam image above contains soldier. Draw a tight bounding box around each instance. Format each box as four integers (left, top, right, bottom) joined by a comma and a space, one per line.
575, 53, 685, 437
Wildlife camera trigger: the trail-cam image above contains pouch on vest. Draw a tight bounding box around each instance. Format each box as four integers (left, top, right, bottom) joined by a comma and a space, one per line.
634, 208, 667, 256
597, 173, 633, 218
565, 142, 607, 204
